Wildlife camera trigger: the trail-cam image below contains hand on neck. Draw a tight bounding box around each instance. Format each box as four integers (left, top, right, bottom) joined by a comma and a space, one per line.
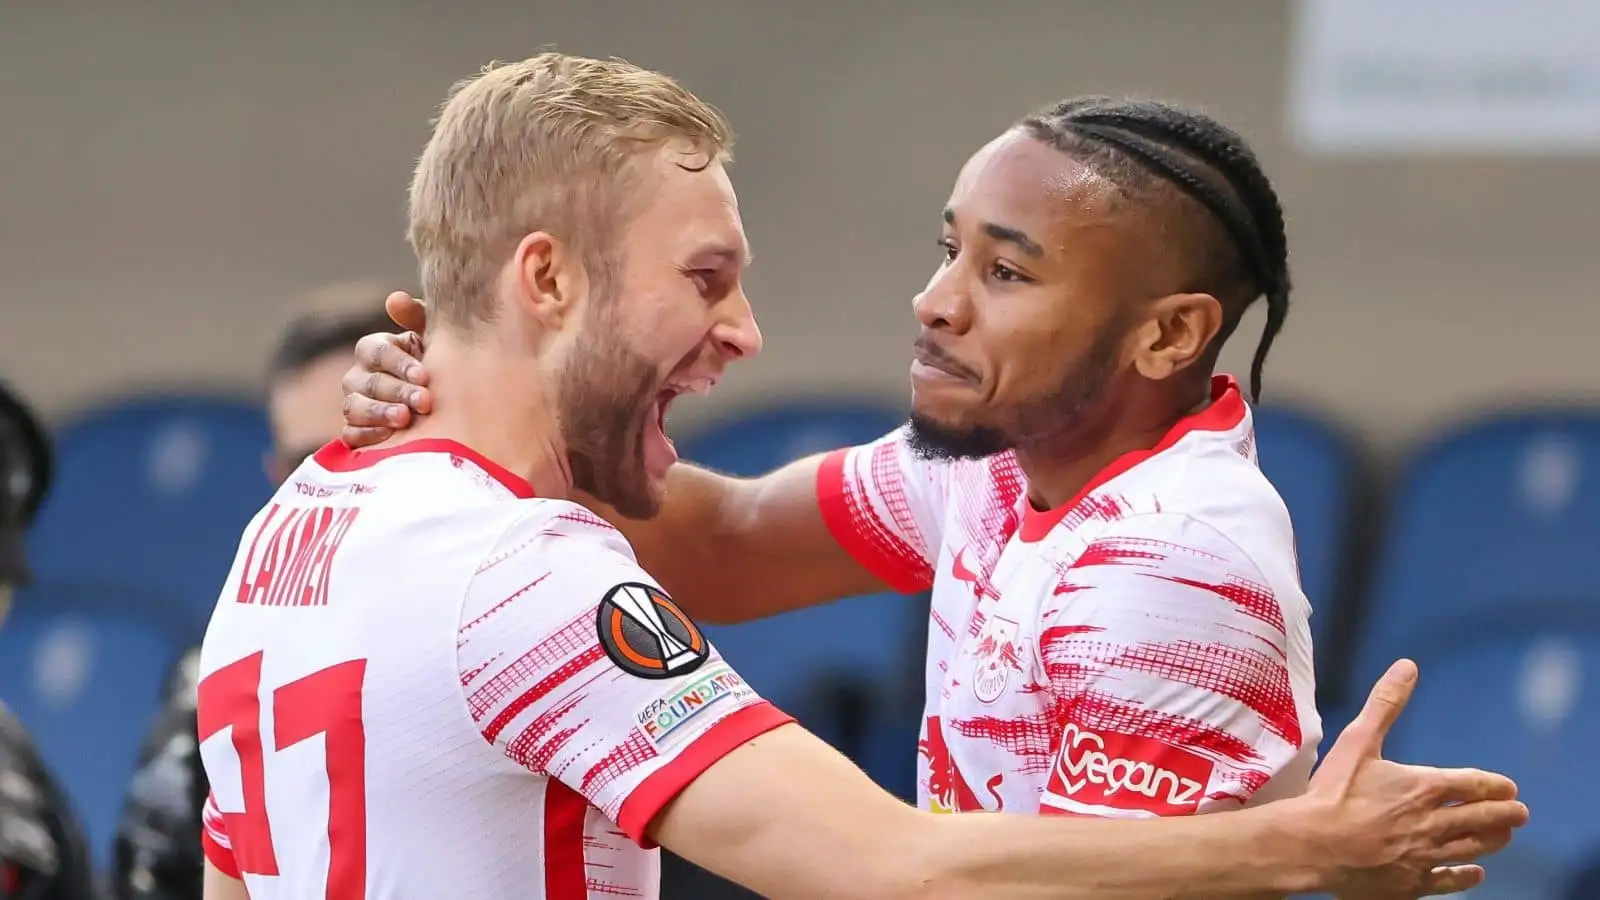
374, 326, 575, 501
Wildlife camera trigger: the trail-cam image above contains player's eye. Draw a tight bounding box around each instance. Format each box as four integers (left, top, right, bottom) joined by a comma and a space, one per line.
937, 238, 959, 263
686, 268, 718, 294
991, 263, 1029, 283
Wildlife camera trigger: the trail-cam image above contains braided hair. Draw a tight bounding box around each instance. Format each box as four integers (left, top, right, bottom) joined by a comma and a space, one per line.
1019, 97, 1290, 402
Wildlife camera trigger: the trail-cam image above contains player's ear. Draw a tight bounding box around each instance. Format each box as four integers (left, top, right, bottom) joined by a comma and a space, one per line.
1130, 292, 1222, 382
513, 232, 588, 329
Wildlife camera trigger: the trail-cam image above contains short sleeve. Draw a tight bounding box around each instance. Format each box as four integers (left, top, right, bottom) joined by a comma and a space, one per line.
815, 426, 955, 593
457, 505, 793, 846
1036, 513, 1315, 818
201, 791, 239, 877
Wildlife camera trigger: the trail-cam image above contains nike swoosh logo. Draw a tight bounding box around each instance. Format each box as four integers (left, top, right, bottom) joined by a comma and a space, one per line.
951, 546, 979, 584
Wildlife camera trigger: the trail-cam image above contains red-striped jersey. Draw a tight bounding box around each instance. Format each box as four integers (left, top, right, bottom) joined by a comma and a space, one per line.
817, 375, 1319, 818
197, 438, 789, 898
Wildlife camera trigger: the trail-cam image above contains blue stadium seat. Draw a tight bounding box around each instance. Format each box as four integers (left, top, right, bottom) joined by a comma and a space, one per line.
856, 702, 921, 803
1562, 852, 1600, 900
1251, 406, 1364, 696
1351, 412, 1600, 689
1387, 624, 1600, 873
0, 581, 184, 867
678, 401, 926, 743
25, 396, 274, 637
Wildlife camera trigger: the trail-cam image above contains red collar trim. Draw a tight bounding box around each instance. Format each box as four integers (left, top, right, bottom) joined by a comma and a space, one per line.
312, 438, 537, 499
1017, 374, 1246, 543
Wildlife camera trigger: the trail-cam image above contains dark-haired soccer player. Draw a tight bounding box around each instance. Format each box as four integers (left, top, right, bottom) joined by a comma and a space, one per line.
342, 97, 1509, 889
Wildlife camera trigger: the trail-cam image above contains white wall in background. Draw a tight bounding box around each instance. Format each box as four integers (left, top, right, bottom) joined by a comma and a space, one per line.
1290, 0, 1600, 154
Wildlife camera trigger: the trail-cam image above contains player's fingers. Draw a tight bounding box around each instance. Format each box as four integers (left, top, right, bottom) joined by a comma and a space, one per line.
385, 291, 429, 333
1427, 827, 1515, 865
1429, 799, 1529, 839
1430, 768, 1521, 804
397, 330, 426, 364
343, 359, 427, 425
343, 388, 409, 432
1349, 659, 1418, 748
353, 332, 427, 387
1317, 659, 1418, 780
341, 424, 396, 449
1417, 865, 1485, 896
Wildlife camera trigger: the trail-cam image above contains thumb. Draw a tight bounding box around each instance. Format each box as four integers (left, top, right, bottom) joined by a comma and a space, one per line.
386, 291, 429, 333
1317, 659, 1418, 782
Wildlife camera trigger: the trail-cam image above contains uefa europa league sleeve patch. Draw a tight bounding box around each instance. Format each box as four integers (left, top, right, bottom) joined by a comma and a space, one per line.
596, 582, 710, 679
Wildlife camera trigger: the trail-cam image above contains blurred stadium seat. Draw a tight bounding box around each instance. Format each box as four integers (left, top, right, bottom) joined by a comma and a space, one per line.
1252, 405, 1368, 702
1562, 852, 1600, 900
0, 580, 184, 867
1350, 411, 1600, 693
855, 702, 922, 803
24, 395, 274, 639
1386, 623, 1600, 882
678, 400, 925, 747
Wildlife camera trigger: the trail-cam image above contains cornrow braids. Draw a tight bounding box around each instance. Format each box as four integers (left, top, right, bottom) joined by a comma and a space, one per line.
1019, 97, 1291, 402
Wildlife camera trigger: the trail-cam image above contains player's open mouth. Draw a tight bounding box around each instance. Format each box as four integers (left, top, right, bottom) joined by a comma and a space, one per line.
643, 377, 715, 478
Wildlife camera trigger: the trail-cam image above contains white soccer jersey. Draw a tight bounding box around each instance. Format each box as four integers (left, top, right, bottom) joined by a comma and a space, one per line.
817, 375, 1320, 818
197, 438, 789, 899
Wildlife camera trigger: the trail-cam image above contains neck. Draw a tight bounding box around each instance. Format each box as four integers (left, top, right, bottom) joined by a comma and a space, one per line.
370, 326, 573, 499
1014, 378, 1209, 512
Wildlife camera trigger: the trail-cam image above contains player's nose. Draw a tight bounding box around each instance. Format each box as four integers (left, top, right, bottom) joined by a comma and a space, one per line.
914, 267, 973, 335
714, 288, 763, 360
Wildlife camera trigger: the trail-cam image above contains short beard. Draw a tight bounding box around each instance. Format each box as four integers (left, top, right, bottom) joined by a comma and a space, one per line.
905, 416, 1010, 461
554, 276, 664, 520
905, 321, 1125, 463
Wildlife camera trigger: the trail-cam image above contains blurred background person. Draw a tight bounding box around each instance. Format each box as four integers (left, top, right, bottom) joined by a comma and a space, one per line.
106, 289, 394, 900
0, 380, 95, 899
262, 282, 400, 484
2, 3, 1598, 898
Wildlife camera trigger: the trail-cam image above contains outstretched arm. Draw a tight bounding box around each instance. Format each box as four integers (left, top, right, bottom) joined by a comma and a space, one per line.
654, 663, 1523, 900
455, 509, 1524, 899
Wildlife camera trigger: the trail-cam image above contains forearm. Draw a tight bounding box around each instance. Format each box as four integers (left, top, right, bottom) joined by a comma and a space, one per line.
660, 726, 1323, 900
720, 796, 1318, 900
580, 464, 757, 622
906, 804, 1319, 900
584, 457, 883, 623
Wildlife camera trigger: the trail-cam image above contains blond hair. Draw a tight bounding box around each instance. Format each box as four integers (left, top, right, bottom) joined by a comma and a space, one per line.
408, 53, 734, 328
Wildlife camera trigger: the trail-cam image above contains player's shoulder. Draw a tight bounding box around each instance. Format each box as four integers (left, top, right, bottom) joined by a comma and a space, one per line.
457, 500, 668, 671
484, 497, 635, 564
1159, 455, 1295, 572
1118, 411, 1295, 563
1088, 508, 1270, 569
1063, 507, 1305, 640
465, 498, 650, 601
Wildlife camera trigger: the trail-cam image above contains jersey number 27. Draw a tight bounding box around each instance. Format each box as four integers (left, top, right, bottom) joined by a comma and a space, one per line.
198, 651, 368, 899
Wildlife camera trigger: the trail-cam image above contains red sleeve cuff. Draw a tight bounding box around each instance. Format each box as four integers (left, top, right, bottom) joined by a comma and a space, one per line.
615, 701, 794, 848
815, 449, 932, 594
202, 829, 241, 879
